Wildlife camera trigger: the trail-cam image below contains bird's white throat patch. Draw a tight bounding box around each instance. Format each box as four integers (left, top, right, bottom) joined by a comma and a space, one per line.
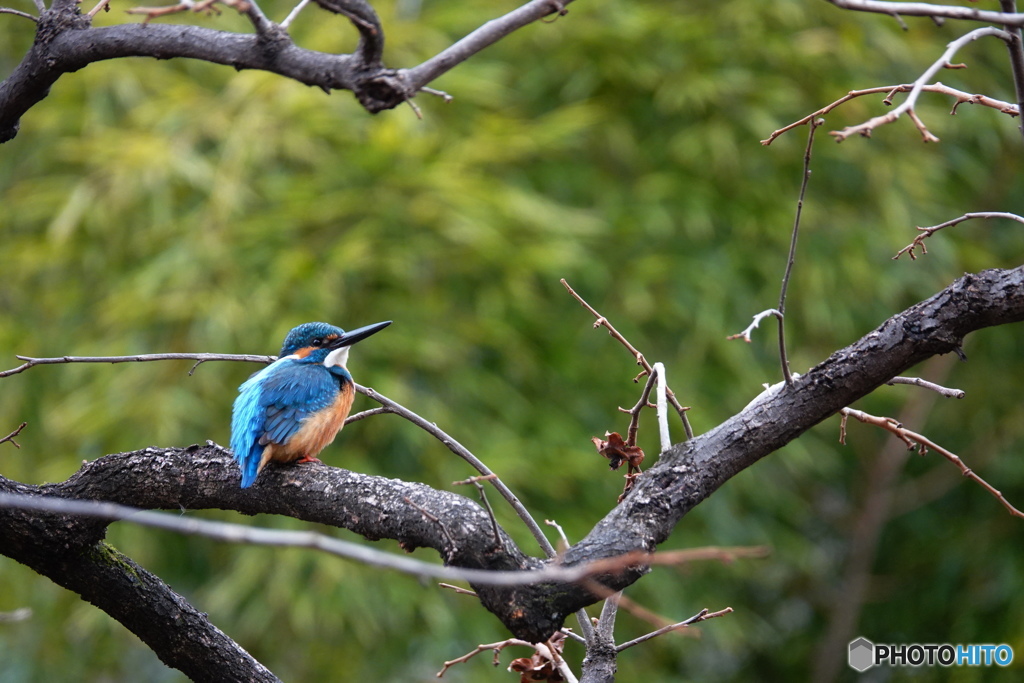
324, 346, 350, 368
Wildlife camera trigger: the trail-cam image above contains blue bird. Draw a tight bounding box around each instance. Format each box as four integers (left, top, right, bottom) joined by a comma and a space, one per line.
230, 320, 391, 488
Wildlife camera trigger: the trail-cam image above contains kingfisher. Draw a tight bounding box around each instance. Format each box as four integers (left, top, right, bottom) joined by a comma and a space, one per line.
230, 320, 391, 488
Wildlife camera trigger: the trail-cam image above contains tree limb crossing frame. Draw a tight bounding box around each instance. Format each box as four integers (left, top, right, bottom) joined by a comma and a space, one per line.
2, 266, 1022, 681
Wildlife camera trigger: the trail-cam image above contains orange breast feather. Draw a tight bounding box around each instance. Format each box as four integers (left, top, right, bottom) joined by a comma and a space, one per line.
258, 382, 355, 471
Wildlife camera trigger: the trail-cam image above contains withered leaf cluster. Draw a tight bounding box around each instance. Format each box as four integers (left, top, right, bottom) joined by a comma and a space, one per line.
591, 431, 644, 471
508, 632, 567, 683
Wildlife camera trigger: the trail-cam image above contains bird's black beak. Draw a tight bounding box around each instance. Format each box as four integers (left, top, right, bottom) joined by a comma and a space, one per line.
329, 320, 392, 348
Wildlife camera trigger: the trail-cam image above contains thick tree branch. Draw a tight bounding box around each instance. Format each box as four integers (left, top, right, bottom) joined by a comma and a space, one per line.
2, 268, 1021, 655
548, 266, 1024, 623
0, 475, 279, 683
0, 0, 576, 143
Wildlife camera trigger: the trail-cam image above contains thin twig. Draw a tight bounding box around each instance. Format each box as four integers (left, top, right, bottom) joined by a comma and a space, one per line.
0, 353, 275, 378
827, 1, 1024, 28
344, 406, 395, 424
653, 362, 670, 453
561, 279, 693, 439
0, 422, 27, 448
595, 590, 620, 642
615, 606, 734, 652
999, 0, 1024, 140
280, 0, 311, 28
239, 0, 275, 34
126, 0, 255, 23
893, 211, 1024, 260
419, 86, 453, 102
438, 583, 478, 596
436, 638, 535, 677
886, 376, 964, 398
840, 407, 1024, 518
545, 518, 571, 549
437, 633, 576, 682
773, 118, 820, 384
0, 493, 769, 586
0, 7, 39, 20
619, 368, 659, 448
829, 27, 1014, 142
727, 309, 783, 344
544, 518, 596, 644
561, 627, 586, 644
360, 384, 557, 558
86, 0, 110, 16
580, 576, 709, 635
454, 475, 502, 547
403, 496, 456, 550
763, 82, 1019, 145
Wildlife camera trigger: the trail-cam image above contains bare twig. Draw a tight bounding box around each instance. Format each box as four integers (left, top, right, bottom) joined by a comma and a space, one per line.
999, 0, 1024, 140
839, 407, 1024, 518
561, 627, 586, 644
86, 0, 110, 17
886, 376, 964, 398
125, 0, 255, 23
419, 86, 453, 102
437, 634, 576, 682
727, 309, 783, 343
0, 353, 274, 378
344, 406, 395, 424
404, 496, 456, 550
543, 518, 596, 644
436, 637, 535, 677
827, 0, 1024, 27
762, 83, 1019, 145
893, 211, 1024, 260
438, 582, 478, 596
0, 7, 39, 20
595, 591, 620, 642
0, 422, 27, 448
561, 278, 694, 439
359, 384, 557, 558
585, 544, 769, 631
619, 368, 659, 449
829, 27, 1014, 142
0, 493, 771, 587
777, 117, 819, 377
615, 606, 734, 652
238, 0, 275, 34
545, 518, 571, 549
280, 0, 311, 28
653, 362, 670, 452
454, 475, 502, 547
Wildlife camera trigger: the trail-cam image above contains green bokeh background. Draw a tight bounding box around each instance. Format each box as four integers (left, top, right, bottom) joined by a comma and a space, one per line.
1, 1, 1023, 680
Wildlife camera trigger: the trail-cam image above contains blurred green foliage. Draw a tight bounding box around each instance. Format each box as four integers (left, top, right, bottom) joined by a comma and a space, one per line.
1, 0, 1023, 680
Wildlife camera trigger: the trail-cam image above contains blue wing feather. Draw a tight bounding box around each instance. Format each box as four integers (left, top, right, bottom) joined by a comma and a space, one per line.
230, 358, 340, 487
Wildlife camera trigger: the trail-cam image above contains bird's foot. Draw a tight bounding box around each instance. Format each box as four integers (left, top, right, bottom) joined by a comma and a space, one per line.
295, 455, 323, 465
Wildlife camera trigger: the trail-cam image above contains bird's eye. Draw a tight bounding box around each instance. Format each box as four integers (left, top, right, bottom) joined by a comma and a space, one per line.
311, 338, 323, 346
